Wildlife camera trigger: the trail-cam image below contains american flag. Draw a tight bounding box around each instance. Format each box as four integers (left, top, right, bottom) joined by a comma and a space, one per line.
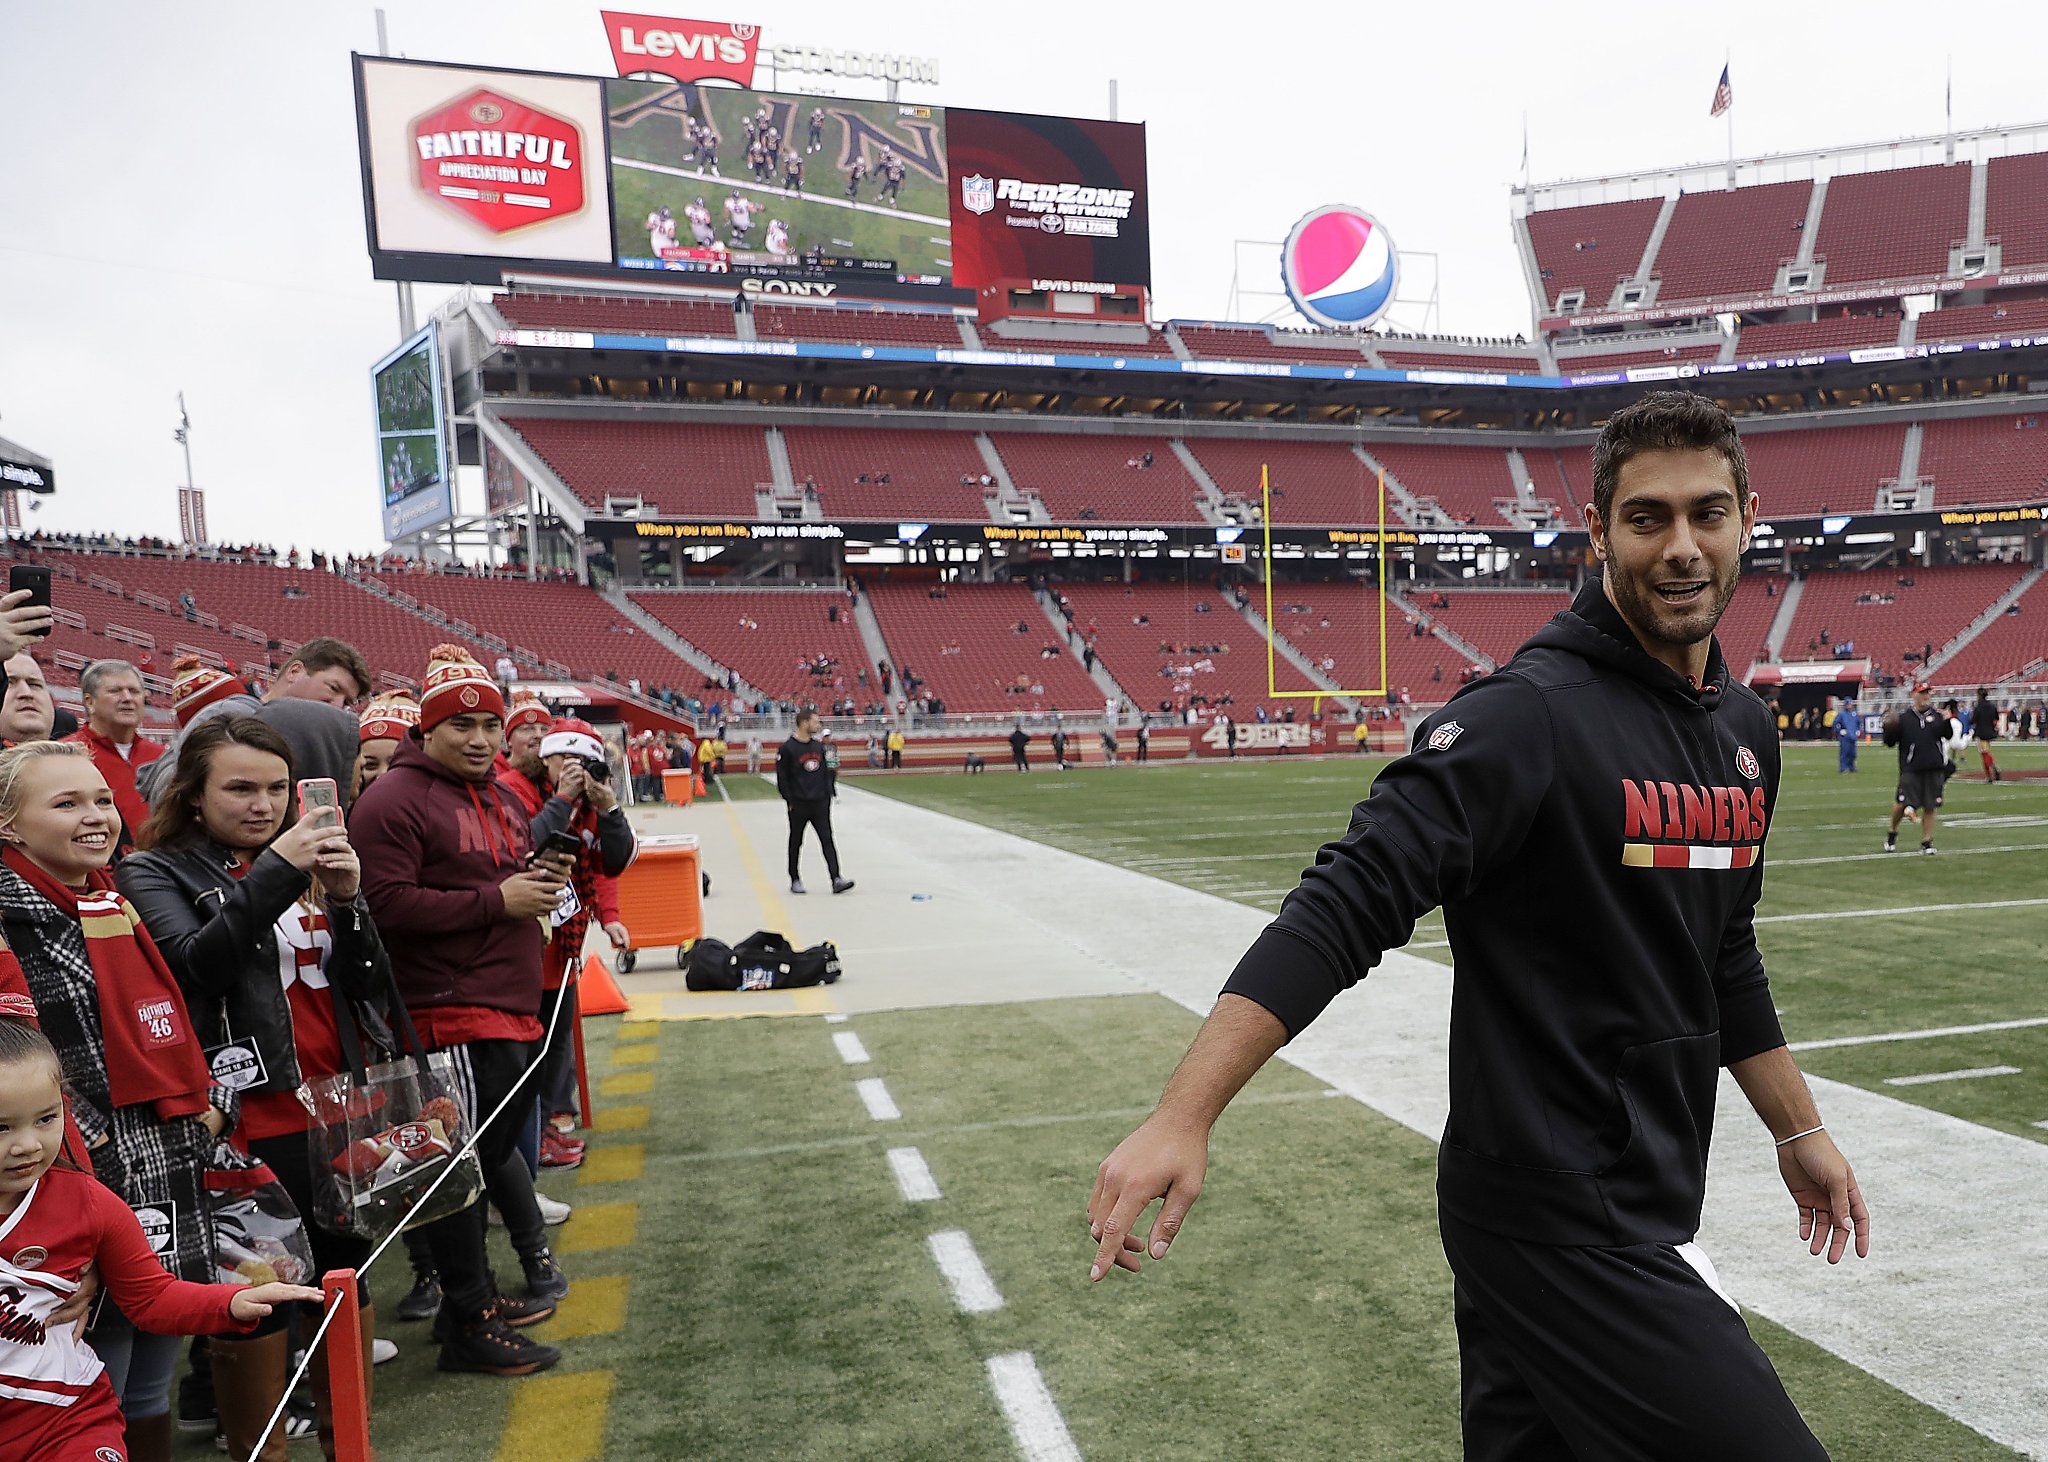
1710, 64, 1733, 118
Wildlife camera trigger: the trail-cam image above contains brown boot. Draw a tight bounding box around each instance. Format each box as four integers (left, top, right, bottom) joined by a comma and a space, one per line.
123, 1410, 174, 1462
313, 1303, 381, 1462
210, 1330, 292, 1462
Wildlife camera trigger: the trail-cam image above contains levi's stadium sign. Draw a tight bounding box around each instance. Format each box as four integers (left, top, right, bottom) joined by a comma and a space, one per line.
411, 89, 586, 234
600, 12, 760, 85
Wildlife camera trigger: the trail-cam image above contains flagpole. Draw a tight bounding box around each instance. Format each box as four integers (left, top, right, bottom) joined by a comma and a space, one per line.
1725, 50, 1734, 169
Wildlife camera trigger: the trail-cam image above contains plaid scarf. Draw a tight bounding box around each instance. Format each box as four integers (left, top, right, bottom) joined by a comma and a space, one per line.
1, 849, 209, 1120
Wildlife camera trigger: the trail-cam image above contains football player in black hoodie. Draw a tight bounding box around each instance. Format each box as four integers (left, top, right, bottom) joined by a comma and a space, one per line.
1089, 392, 1867, 1461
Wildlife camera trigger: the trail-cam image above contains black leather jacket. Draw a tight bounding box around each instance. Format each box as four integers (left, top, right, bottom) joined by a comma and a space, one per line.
116, 840, 396, 1097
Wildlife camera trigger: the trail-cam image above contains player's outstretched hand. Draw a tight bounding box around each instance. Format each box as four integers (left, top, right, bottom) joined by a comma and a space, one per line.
1777, 1130, 1871, 1264
230, 1282, 325, 1322
1087, 1114, 1208, 1282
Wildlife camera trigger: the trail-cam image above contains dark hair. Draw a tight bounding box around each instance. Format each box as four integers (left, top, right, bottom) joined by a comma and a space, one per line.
1590, 390, 1750, 525
0, 1014, 60, 1076
283, 638, 372, 701
137, 715, 297, 852
795, 707, 820, 726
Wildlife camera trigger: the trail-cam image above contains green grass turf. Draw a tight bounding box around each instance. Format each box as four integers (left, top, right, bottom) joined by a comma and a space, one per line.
865, 742, 2048, 1139
375, 999, 2013, 1459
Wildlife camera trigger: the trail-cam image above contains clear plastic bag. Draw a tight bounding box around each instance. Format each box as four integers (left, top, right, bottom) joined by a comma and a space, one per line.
207, 1146, 315, 1288
297, 1052, 483, 1244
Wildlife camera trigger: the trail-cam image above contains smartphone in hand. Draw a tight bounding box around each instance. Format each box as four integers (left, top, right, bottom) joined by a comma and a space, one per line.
8, 565, 52, 635
297, 778, 341, 829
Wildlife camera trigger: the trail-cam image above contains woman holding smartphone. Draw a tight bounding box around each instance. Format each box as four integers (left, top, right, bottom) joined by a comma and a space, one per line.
118, 716, 395, 1462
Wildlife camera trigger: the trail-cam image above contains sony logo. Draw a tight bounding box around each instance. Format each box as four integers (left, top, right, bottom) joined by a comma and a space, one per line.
740, 279, 838, 297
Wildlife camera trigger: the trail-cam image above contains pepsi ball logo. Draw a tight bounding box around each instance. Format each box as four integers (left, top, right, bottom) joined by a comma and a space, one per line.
1281, 205, 1399, 331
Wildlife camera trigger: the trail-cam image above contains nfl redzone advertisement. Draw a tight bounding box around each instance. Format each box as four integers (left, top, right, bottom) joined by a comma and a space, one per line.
353, 54, 1150, 298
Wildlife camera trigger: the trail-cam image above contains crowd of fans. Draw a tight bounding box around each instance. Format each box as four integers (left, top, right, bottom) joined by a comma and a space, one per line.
0, 577, 645, 1459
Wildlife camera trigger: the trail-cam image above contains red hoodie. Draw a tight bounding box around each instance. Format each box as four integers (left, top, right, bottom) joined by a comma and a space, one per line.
349, 736, 545, 1047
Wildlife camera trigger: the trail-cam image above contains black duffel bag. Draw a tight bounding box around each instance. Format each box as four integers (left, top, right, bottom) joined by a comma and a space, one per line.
686, 932, 842, 991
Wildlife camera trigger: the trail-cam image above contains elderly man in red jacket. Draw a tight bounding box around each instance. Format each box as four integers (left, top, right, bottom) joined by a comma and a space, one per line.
65, 659, 163, 856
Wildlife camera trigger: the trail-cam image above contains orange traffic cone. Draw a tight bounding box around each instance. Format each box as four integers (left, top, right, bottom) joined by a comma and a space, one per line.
579, 953, 631, 1016
694, 770, 707, 796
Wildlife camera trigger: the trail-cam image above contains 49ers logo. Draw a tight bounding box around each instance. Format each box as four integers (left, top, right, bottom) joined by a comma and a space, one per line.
389, 1122, 433, 1154
411, 89, 585, 235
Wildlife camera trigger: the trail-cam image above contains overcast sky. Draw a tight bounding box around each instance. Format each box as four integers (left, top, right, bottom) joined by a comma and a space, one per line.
5, 1, 2046, 554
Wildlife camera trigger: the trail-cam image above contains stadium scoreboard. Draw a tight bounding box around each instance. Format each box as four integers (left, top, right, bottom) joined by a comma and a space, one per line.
371, 321, 454, 540
353, 54, 1150, 302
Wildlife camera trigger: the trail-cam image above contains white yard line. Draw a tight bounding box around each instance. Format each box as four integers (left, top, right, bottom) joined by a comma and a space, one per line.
1792, 1015, 2048, 1052
832, 1031, 872, 1065
886, 1146, 942, 1202
985, 1352, 1084, 1462
1885, 1066, 2022, 1086
835, 782, 2048, 1456
855, 1077, 901, 1121
927, 1230, 1004, 1314
1756, 897, 2048, 924
1771, 841, 2048, 867
824, 1013, 849, 1025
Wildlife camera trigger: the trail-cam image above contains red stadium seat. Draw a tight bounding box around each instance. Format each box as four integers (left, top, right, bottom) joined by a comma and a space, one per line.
1523, 199, 1663, 312
1918, 410, 2048, 508
1812, 164, 1970, 287
494, 291, 737, 339
1651, 180, 1812, 305
500, 417, 770, 518
864, 583, 1103, 714
990, 435, 1209, 525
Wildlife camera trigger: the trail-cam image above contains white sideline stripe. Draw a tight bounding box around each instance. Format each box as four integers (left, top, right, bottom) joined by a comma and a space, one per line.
832, 782, 2048, 1454
1791, 1015, 2048, 1052
986, 1352, 1083, 1462
1885, 1065, 2022, 1087
824, 1013, 849, 1024
832, 1031, 872, 1065
1772, 841, 2048, 867
886, 1146, 942, 1202
927, 1229, 1003, 1313
855, 1078, 901, 1121
1756, 896, 2048, 924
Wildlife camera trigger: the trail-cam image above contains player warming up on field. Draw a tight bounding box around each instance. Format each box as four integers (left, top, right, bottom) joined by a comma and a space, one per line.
1089, 392, 1870, 1462
1884, 683, 1949, 854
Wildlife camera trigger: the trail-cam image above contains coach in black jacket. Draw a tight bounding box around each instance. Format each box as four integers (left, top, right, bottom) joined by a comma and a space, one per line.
1089, 393, 1868, 1462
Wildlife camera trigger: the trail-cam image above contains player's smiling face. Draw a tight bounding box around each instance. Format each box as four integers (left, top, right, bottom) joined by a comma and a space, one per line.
1587, 446, 1755, 678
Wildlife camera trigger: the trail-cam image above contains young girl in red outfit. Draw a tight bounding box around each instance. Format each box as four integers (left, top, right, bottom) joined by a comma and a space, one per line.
0, 1001, 316, 1461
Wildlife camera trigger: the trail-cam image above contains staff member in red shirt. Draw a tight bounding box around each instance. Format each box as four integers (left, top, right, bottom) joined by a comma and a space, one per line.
66, 659, 164, 858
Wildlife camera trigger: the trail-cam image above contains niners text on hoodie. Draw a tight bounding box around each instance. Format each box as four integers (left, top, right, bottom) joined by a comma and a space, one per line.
1223, 579, 1785, 1248
349, 736, 545, 1035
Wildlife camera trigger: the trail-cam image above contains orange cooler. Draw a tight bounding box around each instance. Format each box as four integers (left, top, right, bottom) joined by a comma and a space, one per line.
662, 767, 695, 806
612, 834, 702, 972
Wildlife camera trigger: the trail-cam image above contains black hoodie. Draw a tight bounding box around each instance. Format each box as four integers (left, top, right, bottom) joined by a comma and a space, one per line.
1223, 578, 1784, 1248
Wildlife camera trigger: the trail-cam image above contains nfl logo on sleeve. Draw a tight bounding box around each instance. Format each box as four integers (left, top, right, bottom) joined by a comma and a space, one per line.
1426, 721, 1464, 752
961, 175, 994, 215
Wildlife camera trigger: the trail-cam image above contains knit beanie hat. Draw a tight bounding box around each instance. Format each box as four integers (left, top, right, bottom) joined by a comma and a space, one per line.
358, 689, 420, 743
419, 645, 506, 731
539, 717, 605, 762
171, 655, 243, 728
505, 693, 552, 734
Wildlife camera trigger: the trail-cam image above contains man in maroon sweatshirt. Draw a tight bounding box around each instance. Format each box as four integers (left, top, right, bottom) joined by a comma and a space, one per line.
350, 646, 572, 1376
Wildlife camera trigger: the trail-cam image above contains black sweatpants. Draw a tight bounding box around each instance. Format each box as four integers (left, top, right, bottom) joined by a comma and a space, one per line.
1440, 1211, 1827, 1461
786, 797, 841, 880
417, 1036, 546, 1322
537, 980, 580, 1119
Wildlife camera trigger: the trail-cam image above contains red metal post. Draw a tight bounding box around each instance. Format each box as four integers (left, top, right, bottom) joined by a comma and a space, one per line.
321, 1270, 373, 1462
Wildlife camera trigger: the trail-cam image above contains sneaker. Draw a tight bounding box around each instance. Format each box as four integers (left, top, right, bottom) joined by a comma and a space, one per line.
523, 1249, 570, 1302
372, 1337, 398, 1366
1921, 843, 1938, 855
493, 1292, 558, 1329
176, 1360, 215, 1433
790, 878, 807, 895
831, 877, 856, 894
436, 1312, 562, 1377
539, 1125, 585, 1171
537, 1192, 573, 1226
394, 1272, 442, 1322
217, 1402, 314, 1451
1884, 836, 1898, 852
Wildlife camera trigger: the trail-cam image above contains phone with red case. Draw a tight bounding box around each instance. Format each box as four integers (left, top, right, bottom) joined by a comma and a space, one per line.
297, 778, 341, 828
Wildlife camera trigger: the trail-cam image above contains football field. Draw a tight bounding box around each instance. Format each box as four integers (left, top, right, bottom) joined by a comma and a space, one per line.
379, 741, 2047, 1460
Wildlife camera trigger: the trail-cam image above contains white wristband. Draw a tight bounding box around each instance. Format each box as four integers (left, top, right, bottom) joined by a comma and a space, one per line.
1774, 1123, 1825, 1148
